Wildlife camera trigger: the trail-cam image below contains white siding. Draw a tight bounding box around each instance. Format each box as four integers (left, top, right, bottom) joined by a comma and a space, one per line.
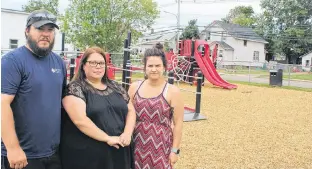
139, 44, 154, 54
201, 26, 227, 43
223, 50, 234, 61
1, 9, 63, 53
209, 43, 233, 61
136, 39, 176, 54
136, 32, 177, 54
200, 23, 266, 64
301, 53, 312, 71
226, 37, 266, 62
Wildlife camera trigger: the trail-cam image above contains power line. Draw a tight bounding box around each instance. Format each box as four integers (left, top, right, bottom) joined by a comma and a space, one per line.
143, 26, 312, 37
141, 29, 312, 40
159, 3, 177, 8
143, 28, 179, 35
207, 33, 312, 40
151, 26, 179, 30
149, 25, 311, 32
183, 24, 312, 28
140, 31, 312, 41
180, 0, 261, 4
166, 0, 260, 4
152, 24, 312, 29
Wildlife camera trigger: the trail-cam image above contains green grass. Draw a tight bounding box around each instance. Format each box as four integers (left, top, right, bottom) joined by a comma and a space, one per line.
257, 74, 312, 81
217, 69, 312, 81
228, 80, 312, 92
114, 72, 312, 92
217, 69, 269, 75
114, 72, 144, 81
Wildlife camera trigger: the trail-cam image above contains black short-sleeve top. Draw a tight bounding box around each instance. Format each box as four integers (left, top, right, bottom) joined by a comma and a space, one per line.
63, 80, 129, 138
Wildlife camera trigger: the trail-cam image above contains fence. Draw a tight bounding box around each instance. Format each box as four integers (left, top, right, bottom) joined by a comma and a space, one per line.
110, 53, 142, 67
2, 48, 311, 88
216, 60, 312, 88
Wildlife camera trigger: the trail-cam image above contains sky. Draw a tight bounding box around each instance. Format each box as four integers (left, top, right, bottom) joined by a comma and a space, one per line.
1, 0, 262, 31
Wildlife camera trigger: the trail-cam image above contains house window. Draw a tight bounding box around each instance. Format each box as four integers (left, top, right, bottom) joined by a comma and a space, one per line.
220, 32, 226, 41
206, 32, 211, 40
253, 51, 259, 61
306, 60, 310, 67
219, 50, 223, 57
10, 39, 18, 49
244, 40, 247, 46
221, 33, 226, 41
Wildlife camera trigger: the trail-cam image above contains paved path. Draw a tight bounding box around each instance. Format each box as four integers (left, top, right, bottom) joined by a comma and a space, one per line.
219, 74, 312, 89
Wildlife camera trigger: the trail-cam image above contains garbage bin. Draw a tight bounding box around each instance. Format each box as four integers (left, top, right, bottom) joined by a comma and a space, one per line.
269, 69, 283, 86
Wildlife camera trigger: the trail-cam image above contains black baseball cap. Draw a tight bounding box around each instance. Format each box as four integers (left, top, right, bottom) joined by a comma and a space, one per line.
26, 9, 59, 29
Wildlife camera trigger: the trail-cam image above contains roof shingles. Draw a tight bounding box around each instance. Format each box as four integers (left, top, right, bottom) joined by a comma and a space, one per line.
207, 20, 268, 43
210, 41, 234, 51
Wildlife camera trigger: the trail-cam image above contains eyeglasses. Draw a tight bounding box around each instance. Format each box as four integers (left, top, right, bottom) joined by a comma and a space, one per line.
27, 13, 57, 25
86, 61, 106, 68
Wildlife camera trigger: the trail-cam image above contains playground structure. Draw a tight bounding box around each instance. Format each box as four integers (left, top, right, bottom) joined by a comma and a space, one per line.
67, 34, 237, 90
166, 39, 237, 89
64, 32, 238, 121
104, 40, 238, 89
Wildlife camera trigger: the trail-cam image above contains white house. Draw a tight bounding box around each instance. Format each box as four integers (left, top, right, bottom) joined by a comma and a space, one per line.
135, 31, 177, 54
200, 20, 268, 66
1, 8, 74, 56
299, 52, 312, 71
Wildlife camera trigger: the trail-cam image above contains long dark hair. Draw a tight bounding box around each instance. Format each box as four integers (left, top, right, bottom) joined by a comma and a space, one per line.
73, 46, 109, 83
72, 46, 128, 100
143, 43, 167, 79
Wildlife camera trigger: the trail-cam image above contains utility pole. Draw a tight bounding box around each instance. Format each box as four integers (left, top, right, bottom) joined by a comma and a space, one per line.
176, 0, 181, 54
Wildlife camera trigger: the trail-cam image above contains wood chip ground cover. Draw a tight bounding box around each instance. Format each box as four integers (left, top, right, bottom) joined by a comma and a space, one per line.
174, 83, 312, 169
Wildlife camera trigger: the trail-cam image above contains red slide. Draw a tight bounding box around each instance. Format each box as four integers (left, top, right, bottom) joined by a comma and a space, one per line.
194, 40, 237, 89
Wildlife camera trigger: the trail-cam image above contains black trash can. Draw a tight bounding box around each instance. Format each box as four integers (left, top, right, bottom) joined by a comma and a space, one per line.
269, 69, 283, 86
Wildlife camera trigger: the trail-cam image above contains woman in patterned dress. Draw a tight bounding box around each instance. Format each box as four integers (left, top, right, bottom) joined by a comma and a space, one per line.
60, 47, 136, 169
128, 43, 184, 169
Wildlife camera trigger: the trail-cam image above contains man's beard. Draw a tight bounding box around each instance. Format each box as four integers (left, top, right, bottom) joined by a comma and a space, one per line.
27, 35, 55, 57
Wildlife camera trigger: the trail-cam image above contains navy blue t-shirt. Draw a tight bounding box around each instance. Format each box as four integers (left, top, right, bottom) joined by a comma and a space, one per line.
1, 46, 66, 158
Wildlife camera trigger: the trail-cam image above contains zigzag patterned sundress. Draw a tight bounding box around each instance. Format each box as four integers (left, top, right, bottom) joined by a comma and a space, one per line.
133, 81, 173, 169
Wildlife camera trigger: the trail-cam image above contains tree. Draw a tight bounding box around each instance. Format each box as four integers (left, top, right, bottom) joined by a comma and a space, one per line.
254, 12, 278, 60
181, 19, 200, 40
257, 0, 312, 63
164, 41, 170, 52
22, 0, 59, 15
61, 0, 159, 52
222, 6, 256, 27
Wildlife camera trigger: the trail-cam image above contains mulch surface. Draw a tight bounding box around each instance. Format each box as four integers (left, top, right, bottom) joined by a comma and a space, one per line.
175, 83, 312, 169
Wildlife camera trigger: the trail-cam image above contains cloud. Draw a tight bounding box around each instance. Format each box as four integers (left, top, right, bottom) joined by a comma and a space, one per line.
1, 0, 27, 10
1, 0, 262, 29
1, 0, 70, 13
154, 0, 261, 28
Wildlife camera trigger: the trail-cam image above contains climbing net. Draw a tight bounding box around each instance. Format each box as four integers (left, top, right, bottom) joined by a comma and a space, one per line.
169, 55, 196, 83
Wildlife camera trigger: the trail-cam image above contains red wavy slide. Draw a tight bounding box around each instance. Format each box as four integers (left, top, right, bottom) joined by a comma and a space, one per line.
194, 40, 237, 89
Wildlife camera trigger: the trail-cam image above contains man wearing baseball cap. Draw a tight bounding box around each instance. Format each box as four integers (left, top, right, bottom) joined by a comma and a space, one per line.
1, 9, 65, 169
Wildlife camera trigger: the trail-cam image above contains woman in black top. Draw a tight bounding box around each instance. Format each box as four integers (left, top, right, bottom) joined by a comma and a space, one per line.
60, 47, 136, 169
